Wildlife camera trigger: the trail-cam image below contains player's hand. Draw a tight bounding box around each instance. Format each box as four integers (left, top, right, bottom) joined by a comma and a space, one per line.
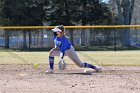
60, 52, 64, 59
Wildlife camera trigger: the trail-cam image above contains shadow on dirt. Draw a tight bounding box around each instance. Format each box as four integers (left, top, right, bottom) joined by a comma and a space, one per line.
52, 72, 93, 75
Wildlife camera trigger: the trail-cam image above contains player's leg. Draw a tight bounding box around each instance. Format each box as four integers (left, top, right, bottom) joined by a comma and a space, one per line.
46, 48, 60, 73
66, 47, 101, 72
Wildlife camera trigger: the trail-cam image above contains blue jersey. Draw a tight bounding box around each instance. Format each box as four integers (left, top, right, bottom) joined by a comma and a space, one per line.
53, 35, 72, 58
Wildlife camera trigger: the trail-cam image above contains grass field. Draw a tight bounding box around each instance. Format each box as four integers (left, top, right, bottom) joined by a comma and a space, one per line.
0, 51, 140, 66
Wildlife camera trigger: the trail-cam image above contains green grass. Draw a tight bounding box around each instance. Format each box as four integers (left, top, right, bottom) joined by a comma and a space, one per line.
0, 51, 140, 66
77, 51, 140, 66
0, 45, 140, 52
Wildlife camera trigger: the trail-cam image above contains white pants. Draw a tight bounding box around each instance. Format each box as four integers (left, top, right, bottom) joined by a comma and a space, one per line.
49, 47, 84, 67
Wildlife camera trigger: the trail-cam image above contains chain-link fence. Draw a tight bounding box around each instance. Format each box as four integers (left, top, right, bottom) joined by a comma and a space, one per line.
0, 26, 140, 51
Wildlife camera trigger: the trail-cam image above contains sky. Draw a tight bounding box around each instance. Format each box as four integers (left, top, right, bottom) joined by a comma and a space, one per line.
102, 0, 109, 3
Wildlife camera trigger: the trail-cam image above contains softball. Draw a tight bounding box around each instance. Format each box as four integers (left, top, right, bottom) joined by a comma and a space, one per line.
34, 63, 39, 69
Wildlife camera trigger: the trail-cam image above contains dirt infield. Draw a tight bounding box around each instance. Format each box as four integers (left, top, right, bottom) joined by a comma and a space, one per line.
0, 65, 140, 93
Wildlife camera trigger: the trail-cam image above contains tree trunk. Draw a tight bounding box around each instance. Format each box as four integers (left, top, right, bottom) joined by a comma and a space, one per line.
64, 0, 71, 25
41, 30, 44, 48
116, 0, 124, 24
63, 0, 73, 46
69, 29, 74, 45
129, 0, 135, 24
121, 28, 130, 46
23, 30, 27, 49
29, 30, 32, 49
116, 0, 135, 46
81, 0, 87, 46
90, 28, 95, 46
5, 30, 9, 48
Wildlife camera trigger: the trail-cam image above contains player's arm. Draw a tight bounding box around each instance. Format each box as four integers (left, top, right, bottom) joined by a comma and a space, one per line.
53, 35, 59, 49
60, 38, 67, 59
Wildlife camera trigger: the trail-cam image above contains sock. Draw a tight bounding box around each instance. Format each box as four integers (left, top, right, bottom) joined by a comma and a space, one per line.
83, 62, 96, 69
49, 56, 54, 70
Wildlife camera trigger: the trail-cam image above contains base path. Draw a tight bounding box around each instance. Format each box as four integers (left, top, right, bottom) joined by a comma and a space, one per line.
0, 65, 140, 93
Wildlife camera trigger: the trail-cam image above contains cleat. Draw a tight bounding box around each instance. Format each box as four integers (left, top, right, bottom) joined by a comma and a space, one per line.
45, 69, 54, 74
84, 69, 94, 73
94, 65, 102, 73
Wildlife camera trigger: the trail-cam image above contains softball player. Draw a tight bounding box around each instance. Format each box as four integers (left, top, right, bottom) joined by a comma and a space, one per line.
46, 25, 102, 73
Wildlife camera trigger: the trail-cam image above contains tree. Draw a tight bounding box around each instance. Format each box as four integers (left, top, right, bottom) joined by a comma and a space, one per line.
88, 1, 113, 45
46, 0, 112, 46
45, 0, 75, 45
80, 0, 112, 46
116, 0, 135, 46
0, 0, 47, 49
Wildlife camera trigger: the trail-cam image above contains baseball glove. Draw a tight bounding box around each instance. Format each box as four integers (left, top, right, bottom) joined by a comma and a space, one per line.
58, 59, 67, 70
